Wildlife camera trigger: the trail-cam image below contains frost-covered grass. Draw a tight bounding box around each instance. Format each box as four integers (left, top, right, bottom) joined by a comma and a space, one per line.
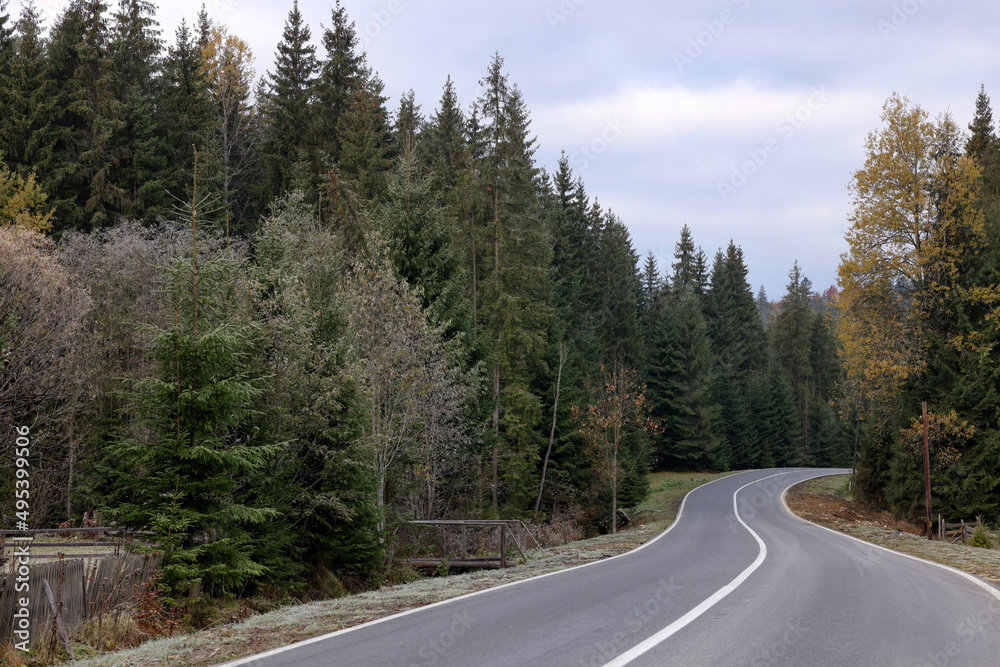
72, 471, 733, 667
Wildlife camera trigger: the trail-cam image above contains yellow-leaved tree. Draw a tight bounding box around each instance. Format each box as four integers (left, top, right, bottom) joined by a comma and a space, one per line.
0, 153, 53, 233
837, 94, 984, 426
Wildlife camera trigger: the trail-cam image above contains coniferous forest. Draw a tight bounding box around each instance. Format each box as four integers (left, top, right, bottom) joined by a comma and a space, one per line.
13, 0, 1000, 613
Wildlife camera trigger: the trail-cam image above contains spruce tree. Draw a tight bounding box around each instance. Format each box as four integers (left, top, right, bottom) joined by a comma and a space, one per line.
337, 70, 393, 204
393, 89, 423, 151
108, 187, 278, 597
159, 19, 214, 205
423, 76, 466, 192
646, 289, 718, 471
315, 0, 364, 165
967, 85, 1000, 207
772, 261, 814, 459
261, 0, 317, 204
378, 143, 471, 341
476, 54, 551, 513
0, 2, 56, 180
111, 0, 167, 222
68, 0, 125, 230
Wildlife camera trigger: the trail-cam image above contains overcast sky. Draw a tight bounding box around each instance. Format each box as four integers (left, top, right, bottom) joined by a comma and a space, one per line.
14, 0, 1000, 297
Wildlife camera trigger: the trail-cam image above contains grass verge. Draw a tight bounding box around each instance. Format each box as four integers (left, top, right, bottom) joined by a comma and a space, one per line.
71, 471, 732, 667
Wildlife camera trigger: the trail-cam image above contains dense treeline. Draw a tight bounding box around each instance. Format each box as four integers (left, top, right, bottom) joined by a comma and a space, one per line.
0, 0, 847, 603
839, 88, 1000, 527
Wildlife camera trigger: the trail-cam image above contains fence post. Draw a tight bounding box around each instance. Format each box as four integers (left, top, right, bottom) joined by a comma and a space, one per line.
42, 579, 74, 659
500, 524, 507, 568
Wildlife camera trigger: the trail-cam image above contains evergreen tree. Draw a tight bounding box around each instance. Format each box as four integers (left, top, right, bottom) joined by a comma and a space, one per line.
705, 242, 766, 376
337, 70, 393, 204
159, 19, 214, 205
423, 76, 465, 191
393, 88, 423, 151
591, 208, 641, 362
107, 210, 278, 597
476, 54, 551, 513
640, 250, 661, 316
646, 289, 718, 471
315, 0, 364, 165
62, 0, 125, 231
378, 143, 471, 341
0, 2, 56, 181
111, 0, 166, 222
755, 285, 773, 326
670, 224, 705, 295
772, 261, 814, 460
967, 85, 1000, 207
261, 0, 317, 204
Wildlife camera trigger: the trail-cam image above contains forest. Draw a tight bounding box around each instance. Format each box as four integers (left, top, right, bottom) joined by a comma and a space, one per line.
4, 0, 943, 611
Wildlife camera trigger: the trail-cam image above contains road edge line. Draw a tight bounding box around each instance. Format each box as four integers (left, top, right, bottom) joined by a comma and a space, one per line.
780, 474, 1000, 603
217, 471, 749, 667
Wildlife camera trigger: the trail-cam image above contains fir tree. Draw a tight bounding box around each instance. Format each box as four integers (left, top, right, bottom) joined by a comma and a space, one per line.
337, 71, 393, 204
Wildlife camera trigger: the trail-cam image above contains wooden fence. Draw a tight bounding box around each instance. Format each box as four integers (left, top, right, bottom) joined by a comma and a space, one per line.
403, 520, 540, 570
0, 528, 161, 648
937, 515, 980, 543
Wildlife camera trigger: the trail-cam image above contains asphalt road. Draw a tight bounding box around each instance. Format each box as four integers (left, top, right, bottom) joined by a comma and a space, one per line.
222, 469, 1000, 667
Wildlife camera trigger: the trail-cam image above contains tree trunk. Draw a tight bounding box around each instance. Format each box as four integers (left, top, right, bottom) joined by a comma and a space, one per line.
534, 343, 565, 522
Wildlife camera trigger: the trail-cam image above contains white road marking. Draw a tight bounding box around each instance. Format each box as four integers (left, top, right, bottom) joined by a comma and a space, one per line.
602, 470, 799, 667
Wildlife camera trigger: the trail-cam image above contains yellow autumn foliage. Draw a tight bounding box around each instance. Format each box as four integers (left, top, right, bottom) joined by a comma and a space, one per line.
837, 94, 989, 422
0, 153, 53, 233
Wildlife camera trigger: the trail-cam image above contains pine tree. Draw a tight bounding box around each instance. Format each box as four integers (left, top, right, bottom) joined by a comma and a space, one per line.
592, 208, 642, 362
261, 0, 317, 204
670, 224, 702, 295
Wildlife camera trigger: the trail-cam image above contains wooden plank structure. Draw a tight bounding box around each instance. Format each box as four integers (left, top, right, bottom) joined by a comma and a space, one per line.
404, 520, 540, 570
937, 515, 981, 544
0, 528, 161, 647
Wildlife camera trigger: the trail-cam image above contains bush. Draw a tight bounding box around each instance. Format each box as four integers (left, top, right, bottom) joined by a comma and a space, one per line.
970, 524, 995, 549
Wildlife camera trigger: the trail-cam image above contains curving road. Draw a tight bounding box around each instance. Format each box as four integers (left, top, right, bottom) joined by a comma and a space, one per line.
222, 469, 1000, 667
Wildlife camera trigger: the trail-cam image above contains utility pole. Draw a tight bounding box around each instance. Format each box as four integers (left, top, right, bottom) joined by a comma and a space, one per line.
922, 402, 932, 540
